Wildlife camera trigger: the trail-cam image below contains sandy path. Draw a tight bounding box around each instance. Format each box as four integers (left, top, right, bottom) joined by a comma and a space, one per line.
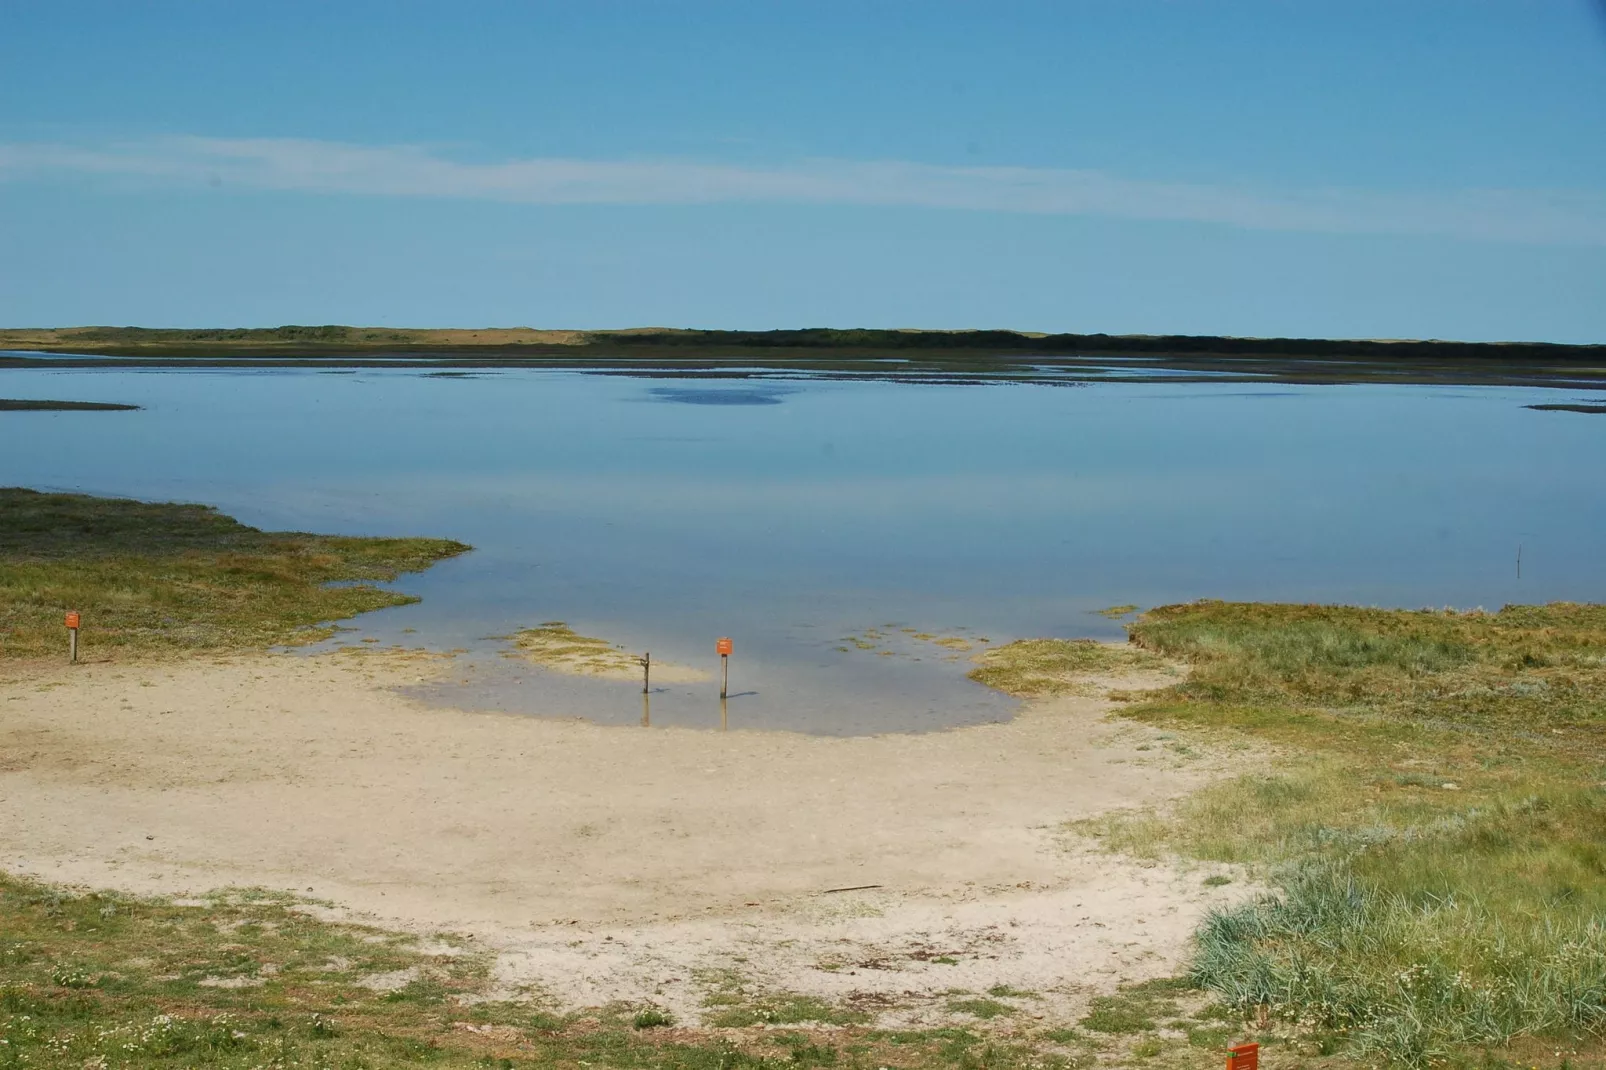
0, 652, 1242, 1023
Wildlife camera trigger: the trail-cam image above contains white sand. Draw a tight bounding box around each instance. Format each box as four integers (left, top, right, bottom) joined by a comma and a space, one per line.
0, 651, 1244, 1024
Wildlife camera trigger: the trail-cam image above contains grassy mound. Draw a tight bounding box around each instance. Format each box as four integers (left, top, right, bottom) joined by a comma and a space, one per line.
0, 488, 469, 657
1094, 600, 1606, 1066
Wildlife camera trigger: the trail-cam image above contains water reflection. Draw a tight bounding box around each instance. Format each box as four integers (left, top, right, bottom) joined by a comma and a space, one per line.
2, 365, 1602, 735
647, 386, 792, 406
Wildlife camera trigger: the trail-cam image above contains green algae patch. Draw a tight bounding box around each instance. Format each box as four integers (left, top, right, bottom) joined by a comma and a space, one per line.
508, 622, 709, 682
0, 487, 468, 658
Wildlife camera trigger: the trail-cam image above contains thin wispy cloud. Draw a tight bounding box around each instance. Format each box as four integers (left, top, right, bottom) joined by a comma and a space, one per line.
3, 134, 1603, 246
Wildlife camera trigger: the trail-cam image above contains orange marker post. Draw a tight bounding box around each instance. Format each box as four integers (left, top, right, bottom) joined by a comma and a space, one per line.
716, 637, 733, 699
1227, 1042, 1259, 1070
65, 611, 81, 664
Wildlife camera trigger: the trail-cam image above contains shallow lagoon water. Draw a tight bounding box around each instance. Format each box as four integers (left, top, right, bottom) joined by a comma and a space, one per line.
3, 363, 1603, 734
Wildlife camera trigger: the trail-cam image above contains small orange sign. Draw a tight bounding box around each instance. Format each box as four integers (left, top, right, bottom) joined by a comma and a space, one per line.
1227, 1043, 1259, 1070
716, 637, 733, 656
64, 612, 81, 630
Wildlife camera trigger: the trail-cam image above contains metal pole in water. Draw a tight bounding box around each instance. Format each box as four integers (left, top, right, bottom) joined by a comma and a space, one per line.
1517, 544, 1522, 580
641, 651, 651, 694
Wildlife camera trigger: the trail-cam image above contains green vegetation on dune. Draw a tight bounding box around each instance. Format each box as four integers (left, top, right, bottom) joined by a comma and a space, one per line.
0, 488, 468, 657
1080, 600, 1606, 1067
62, 325, 405, 345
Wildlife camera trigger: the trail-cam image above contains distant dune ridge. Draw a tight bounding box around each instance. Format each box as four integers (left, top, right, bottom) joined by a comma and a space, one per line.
3, 324, 1605, 363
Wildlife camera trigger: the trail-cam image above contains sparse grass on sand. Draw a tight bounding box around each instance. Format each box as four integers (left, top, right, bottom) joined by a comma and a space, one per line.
1074, 600, 1606, 1068
0, 871, 1112, 1070
966, 637, 1169, 697
0, 488, 468, 657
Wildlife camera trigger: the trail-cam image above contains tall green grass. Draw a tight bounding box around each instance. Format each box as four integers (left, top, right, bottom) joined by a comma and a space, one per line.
1095, 601, 1606, 1066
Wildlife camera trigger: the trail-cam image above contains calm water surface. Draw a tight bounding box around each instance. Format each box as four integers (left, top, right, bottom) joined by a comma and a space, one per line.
3, 364, 1603, 734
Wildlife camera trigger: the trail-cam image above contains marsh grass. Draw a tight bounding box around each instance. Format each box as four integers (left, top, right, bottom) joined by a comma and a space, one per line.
967, 637, 1168, 697
0, 488, 468, 657
1082, 600, 1606, 1066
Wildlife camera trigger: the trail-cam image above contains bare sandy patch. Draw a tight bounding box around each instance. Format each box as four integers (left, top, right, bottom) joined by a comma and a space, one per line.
0, 649, 1243, 1025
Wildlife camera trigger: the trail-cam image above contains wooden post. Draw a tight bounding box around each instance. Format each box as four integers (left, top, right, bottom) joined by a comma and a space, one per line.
720, 694, 728, 732
65, 611, 80, 664
716, 637, 732, 699
641, 691, 650, 728
641, 651, 651, 694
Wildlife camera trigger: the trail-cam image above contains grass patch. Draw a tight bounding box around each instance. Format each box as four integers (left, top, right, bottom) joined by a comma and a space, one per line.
704, 992, 868, 1028
0, 870, 510, 1068
986, 984, 1035, 999
1089, 600, 1606, 1066
946, 997, 1014, 1020
1077, 978, 1188, 1035
0, 488, 468, 657
967, 637, 1167, 697
632, 1006, 674, 1029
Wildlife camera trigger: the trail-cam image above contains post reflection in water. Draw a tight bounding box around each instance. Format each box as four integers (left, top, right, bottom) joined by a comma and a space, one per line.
638, 690, 727, 731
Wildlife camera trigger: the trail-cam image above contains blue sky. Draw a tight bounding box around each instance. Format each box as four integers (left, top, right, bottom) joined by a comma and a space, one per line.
2, 1, 1604, 341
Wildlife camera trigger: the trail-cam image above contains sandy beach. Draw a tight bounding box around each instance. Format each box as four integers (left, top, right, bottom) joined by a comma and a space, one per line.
0, 650, 1244, 1025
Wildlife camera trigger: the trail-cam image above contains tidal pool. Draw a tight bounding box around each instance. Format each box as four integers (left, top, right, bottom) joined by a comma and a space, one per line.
2, 361, 1602, 734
